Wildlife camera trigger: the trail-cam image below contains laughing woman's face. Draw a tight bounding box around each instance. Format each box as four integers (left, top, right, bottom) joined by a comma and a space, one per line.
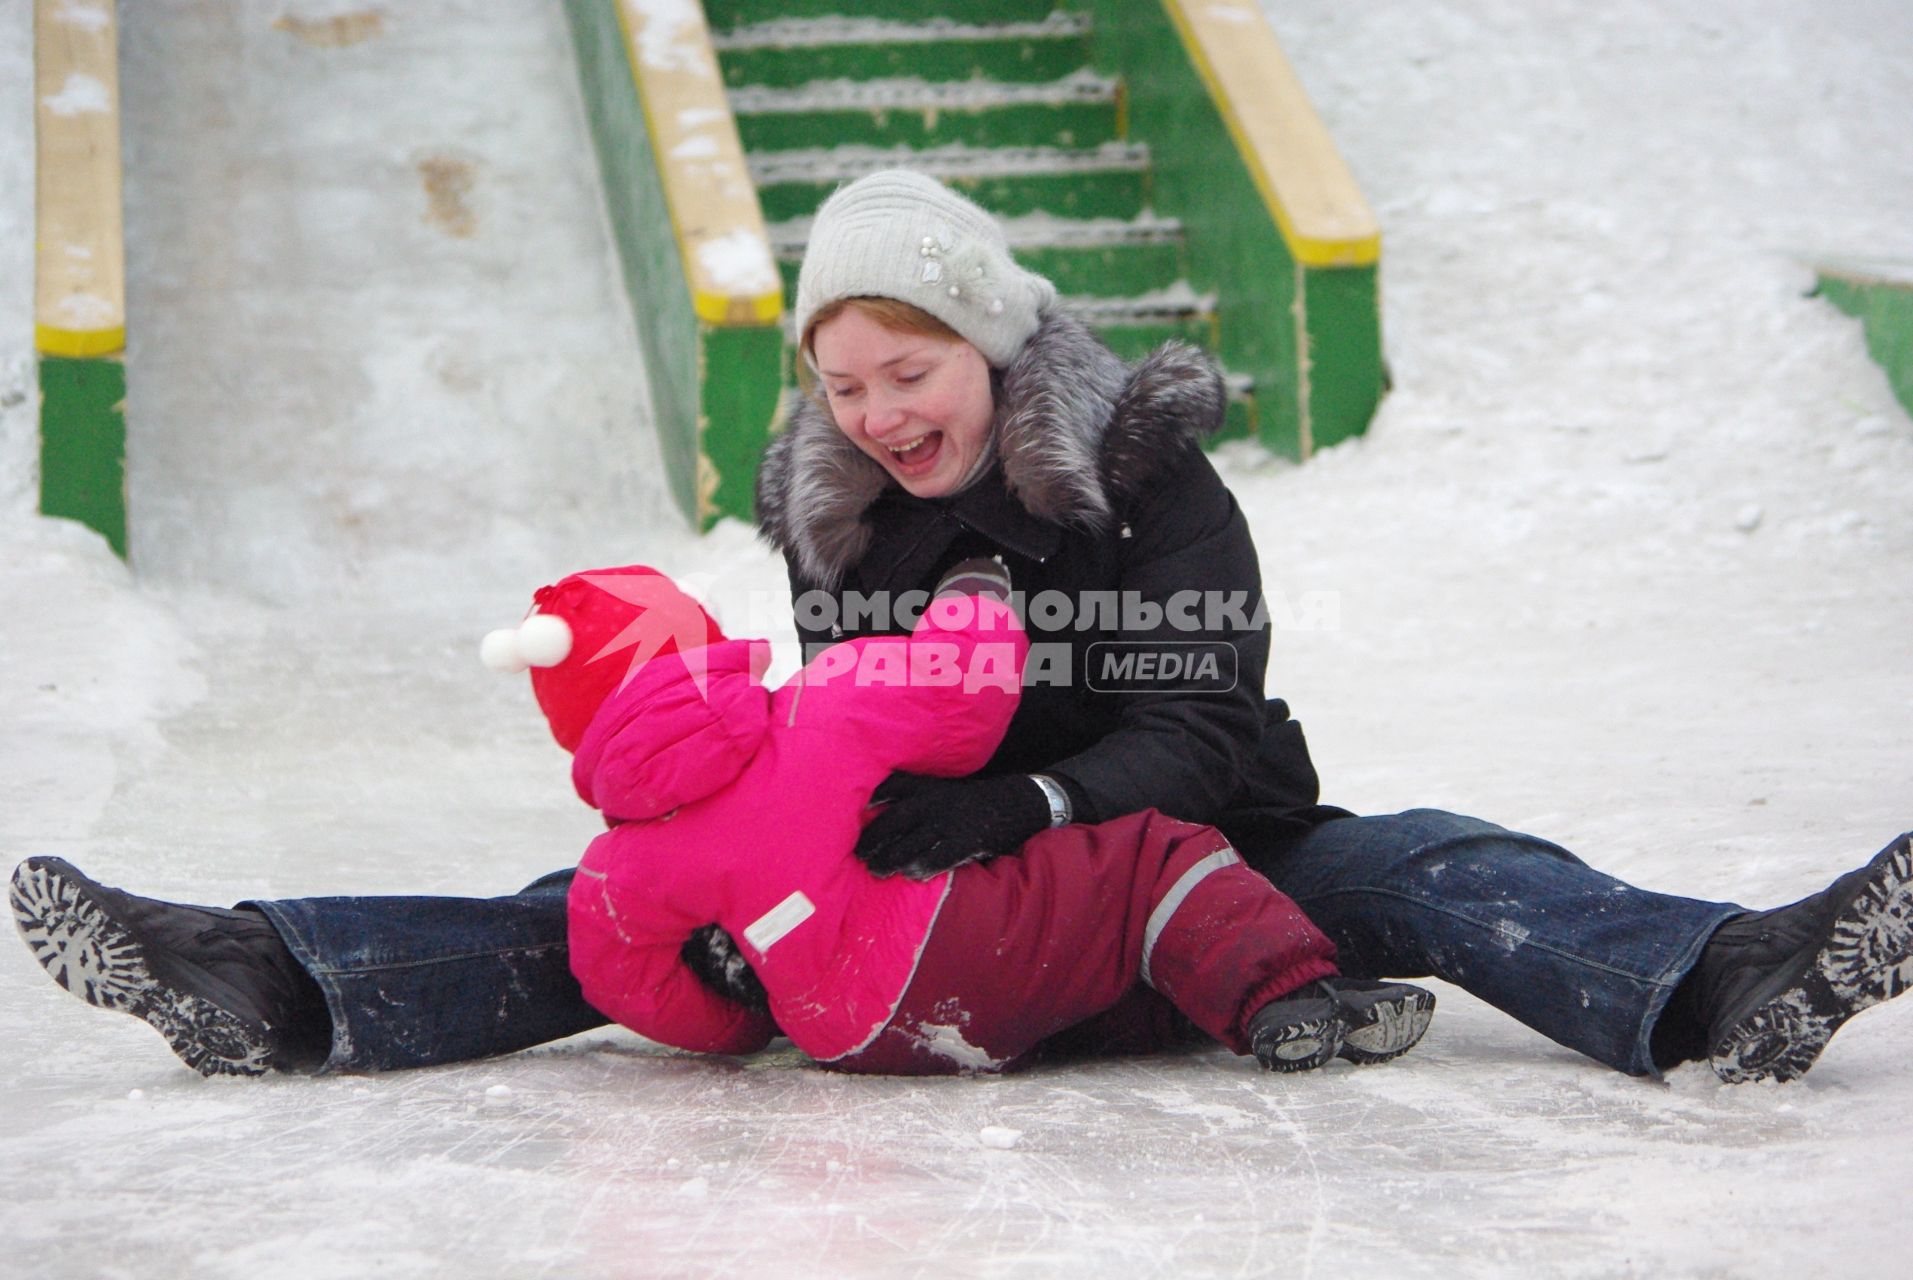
811, 306, 995, 500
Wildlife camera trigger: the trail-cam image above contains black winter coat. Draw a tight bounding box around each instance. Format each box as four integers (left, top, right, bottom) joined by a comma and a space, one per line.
754, 311, 1348, 850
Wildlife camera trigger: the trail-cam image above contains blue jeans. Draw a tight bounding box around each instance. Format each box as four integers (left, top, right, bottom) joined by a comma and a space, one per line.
251, 870, 608, 1073
1239, 810, 1743, 1076
255, 810, 1741, 1077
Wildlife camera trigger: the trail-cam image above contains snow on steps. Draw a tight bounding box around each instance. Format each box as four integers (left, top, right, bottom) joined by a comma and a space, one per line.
725, 68, 1119, 117
746, 140, 1150, 188
763, 209, 1187, 256
712, 12, 1091, 52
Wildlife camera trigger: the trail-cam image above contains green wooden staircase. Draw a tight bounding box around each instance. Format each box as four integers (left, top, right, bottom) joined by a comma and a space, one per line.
566, 0, 1384, 528
718, 0, 1262, 443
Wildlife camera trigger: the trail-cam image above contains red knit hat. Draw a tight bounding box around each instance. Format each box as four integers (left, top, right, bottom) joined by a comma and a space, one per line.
481, 566, 727, 753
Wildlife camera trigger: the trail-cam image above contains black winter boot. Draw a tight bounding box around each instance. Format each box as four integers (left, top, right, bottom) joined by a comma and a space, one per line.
1692, 832, 1913, 1084
10, 857, 332, 1077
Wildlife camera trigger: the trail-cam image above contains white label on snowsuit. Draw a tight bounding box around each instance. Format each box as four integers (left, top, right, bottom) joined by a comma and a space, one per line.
744, 891, 816, 954
1140, 846, 1243, 987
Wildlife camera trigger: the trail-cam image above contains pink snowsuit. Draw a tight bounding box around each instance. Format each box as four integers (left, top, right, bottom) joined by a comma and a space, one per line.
565, 591, 1338, 1073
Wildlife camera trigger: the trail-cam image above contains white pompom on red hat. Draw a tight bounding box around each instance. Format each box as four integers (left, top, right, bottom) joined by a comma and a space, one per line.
482, 566, 726, 753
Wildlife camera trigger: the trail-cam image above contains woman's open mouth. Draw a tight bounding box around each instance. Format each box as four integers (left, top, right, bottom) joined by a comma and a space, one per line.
884, 431, 944, 475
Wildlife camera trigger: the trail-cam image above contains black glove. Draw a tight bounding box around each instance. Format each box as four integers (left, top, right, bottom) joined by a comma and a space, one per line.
680, 924, 771, 1015
855, 772, 1051, 879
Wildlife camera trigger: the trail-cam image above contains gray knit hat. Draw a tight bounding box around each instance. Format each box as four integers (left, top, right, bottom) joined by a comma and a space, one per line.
794, 169, 1057, 368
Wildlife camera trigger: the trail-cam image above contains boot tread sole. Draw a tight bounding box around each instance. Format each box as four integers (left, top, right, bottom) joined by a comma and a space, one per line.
1711, 835, 1913, 1084
10, 857, 273, 1077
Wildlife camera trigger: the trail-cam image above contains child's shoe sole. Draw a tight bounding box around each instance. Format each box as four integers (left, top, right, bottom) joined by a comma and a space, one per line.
1339, 987, 1437, 1066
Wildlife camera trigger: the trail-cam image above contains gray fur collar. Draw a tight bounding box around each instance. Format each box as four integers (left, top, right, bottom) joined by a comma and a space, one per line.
755, 310, 1226, 586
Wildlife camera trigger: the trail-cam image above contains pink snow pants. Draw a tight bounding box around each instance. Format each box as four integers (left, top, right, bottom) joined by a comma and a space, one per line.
832, 810, 1338, 1075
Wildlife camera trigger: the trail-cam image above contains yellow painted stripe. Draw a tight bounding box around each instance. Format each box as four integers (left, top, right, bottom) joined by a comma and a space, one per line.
692, 284, 784, 327
35, 0, 128, 345
614, 0, 782, 328
1162, 0, 1379, 268
36, 323, 125, 358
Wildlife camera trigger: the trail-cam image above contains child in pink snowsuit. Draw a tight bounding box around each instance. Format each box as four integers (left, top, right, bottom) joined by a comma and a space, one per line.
484, 562, 1434, 1075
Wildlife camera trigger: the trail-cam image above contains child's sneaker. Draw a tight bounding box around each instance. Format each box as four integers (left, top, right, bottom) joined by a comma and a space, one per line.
1249, 977, 1436, 1073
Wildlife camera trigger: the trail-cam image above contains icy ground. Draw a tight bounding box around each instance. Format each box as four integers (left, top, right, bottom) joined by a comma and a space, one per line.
3, 0, 1912, 1276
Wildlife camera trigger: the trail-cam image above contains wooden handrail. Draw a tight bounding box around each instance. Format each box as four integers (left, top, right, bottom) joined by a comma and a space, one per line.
611, 0, 781, 325
1162, 0, 1379, 268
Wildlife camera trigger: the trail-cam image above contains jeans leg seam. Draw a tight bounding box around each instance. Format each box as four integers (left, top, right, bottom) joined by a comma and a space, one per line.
1295, 883, 1682, 987
313, 942, 571, 979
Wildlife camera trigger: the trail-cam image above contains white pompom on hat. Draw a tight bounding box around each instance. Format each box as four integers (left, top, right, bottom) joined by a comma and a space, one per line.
794, 169, 1057, 368
481, 566, 727, 754
481, 614, 576, 675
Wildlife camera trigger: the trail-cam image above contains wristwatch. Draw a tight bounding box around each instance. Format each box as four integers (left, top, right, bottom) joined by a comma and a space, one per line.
1029, 774, 1073, 828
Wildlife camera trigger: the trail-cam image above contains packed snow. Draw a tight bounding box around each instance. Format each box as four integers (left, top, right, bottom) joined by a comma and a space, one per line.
38, 71, 110, 117
2, 1, 1910, 1277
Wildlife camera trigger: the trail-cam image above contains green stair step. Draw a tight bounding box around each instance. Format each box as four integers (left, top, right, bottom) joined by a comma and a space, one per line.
750, 142, 1149, 222
714, 14, 1092, 88
1006, 214, 1186, 297
1065, 289, 1217, 360
729, 72, 1120, 151
706, 0, 1059, 31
